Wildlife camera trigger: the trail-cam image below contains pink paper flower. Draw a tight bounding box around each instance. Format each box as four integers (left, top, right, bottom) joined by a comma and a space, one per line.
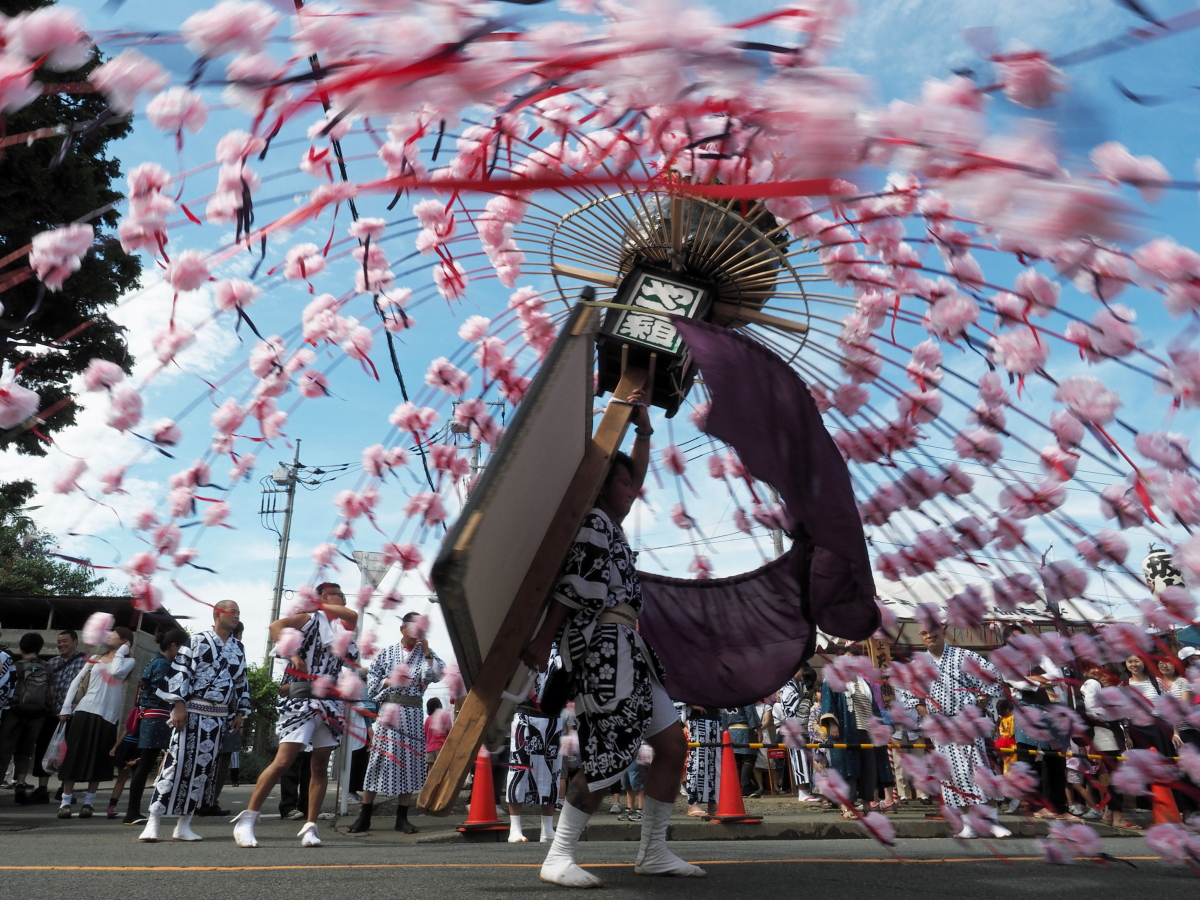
182, 0, 281, 57
997, 51, 1066, 109
29, 224, 93, 291
146, 87, 209, 134
131, 581, 162, 613
389, 401, 440, 434
350, 218, 387, 242
9, 6, 91, 71
0, 54, 39, 114
442, 663, 465, 698
424, 358, 470, 396
0, 378, 39, 429
457, 315, 490, 342
89, 49, 168, 115
376, 703, 401, 729
337, 669, 362, 701
382, 542, 423, 571
1054, 376, 1120, 425
283, 243, 326, 281
433, 260, 468, 301
82, 612, 115, 647
213, 279, 261, 312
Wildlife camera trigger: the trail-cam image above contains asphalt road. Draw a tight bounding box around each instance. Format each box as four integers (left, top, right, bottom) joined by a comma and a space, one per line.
2, 810, 1196, 900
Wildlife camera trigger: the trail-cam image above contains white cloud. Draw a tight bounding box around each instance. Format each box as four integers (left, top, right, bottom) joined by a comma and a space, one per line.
0, 275, 241, 560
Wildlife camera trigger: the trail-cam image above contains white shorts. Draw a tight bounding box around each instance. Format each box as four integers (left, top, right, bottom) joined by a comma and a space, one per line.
645, 682, 680, 740
279, 718, 338, 751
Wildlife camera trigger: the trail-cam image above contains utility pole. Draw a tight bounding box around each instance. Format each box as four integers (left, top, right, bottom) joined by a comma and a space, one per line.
263, 440, 301, 660
768, 485, 784, 559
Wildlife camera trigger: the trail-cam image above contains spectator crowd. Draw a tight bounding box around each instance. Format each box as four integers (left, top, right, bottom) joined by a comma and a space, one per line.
2, 597, 1199, 854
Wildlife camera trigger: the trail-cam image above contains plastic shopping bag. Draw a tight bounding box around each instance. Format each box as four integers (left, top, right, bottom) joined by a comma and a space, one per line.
42, 721, 68, 774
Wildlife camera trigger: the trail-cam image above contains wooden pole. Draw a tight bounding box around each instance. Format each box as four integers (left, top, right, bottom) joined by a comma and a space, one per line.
419, 365, 650, 814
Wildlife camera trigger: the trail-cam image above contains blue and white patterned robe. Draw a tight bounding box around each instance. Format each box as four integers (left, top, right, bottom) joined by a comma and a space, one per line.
901, 644, 1002, 808
149, 629, 250, 816
363, 642, 442, 796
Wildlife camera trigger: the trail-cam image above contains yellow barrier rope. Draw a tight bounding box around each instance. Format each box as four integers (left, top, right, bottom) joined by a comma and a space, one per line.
685, 741, 1133, 761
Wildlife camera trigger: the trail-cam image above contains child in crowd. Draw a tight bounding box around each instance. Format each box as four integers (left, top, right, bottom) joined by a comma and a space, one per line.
618, 749, 649, 821
993, 698, 1018, 813
1065, 754, 1098, 818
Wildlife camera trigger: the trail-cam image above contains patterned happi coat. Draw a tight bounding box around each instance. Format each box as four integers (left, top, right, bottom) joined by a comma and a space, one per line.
555, 507, 666, 791
149, 629, 250, 816
901, 644, 1003, 808
277, 611, 359, 740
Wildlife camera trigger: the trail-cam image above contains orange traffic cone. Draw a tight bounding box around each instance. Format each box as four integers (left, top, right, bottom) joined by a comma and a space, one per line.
458, 746, 508, 833
706, 730, 762, 824
1151, 783, 1183, 825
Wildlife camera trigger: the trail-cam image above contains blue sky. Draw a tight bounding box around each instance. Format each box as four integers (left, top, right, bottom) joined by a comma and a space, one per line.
4, 0, 1200, 664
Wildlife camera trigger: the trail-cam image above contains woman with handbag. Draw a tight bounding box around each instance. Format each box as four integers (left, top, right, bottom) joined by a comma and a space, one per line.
56, 626, 136, 819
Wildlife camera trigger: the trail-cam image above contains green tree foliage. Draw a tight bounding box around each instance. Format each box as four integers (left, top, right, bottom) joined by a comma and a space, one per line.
241, 663, 281, 778
0, 479, 103, 594
0, 0, 140, 455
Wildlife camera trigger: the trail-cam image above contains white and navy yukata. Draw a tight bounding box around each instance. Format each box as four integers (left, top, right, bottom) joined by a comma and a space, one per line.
901, 644, 1002, 808
507, 663, 563, 806
777, 678, 814, 791
276, 611, 358, 746
363, 642, 443, 796
555, 507, 669, 792
149, 630, 250, 816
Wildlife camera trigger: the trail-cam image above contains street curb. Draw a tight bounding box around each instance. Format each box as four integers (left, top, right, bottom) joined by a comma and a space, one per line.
411, 816, 1150, 844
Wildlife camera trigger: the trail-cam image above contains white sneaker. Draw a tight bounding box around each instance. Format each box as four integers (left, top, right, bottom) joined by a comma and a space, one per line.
172, 815, 203, 842
955, 824, 977, 840
138, 813, 162, 843
609, 802, 621, 814
299, 822, 321, 847
232, 809, 259, 848
1005, 799, 1020, 814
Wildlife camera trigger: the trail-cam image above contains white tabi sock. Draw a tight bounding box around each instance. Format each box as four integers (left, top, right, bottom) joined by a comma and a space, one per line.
232, 809, 260, 848
541, 815, 556, 843
138, 813, 162, 842
173, 814, 203, 842
539, 801, 601, 888
633, 797, 706, 877
60, 793, 73, 807
508, 813, 527, 842
83, 792, 97, 807
299, 821, 321, 847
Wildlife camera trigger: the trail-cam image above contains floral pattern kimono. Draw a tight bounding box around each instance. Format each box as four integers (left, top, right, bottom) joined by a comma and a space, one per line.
555, 507, 665, 790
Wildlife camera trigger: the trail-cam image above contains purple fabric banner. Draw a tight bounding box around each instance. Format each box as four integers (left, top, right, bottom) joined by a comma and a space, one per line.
637, 317, 879, 706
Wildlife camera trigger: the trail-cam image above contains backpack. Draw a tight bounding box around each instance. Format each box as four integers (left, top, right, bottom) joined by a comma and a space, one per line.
12, 657, 54, 716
